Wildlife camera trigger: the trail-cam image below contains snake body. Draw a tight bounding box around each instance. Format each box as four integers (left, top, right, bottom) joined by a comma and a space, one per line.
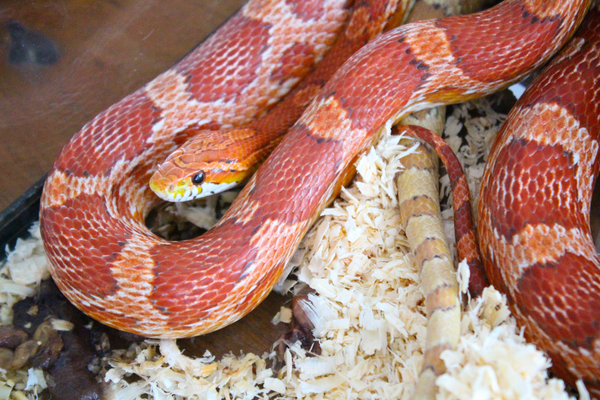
40, 0, 590, 355
478, 7, 600, 394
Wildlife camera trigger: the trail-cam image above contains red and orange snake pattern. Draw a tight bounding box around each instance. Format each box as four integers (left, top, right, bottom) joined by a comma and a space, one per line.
478, 8, 600, 394
39, 0, 599, 393
149, 0, 410, 201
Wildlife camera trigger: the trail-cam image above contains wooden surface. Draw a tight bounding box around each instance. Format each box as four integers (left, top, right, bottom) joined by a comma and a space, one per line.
0, 0, 246, 212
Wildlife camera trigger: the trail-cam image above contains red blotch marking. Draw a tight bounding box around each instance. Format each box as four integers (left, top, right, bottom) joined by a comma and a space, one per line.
515, 252, 600, 350
519, 10, 600, 140
294, 2, 393, 91
488, 138, 583, 240
270, 43, 316, 81
323, 31, 427, 131
176, 13, 271, 104
41, 192, 122, 298
55, 91, 162, 177
438, 1, 562, 82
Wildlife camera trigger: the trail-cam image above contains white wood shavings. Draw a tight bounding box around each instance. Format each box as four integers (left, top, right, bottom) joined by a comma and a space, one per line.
276, 131, 427, 399
50, 318, 75, 331
457, 259, 471, 295
24, 368, 47, 392
272, 306, 293, 325
577, 380, 591, 400
106, 340, 276, 400
436, 287, 572, 400
0, 223, 56, 398
0, 384, 13, 399
3, 222, 50, 287
264, 377, 287, 394
295, 357, 336, 378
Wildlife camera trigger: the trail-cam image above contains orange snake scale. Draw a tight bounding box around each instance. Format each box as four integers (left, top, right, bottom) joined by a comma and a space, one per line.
40, 0, 597, 392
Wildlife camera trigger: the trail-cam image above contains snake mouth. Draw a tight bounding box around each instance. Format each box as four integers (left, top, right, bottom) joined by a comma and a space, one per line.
150, 181, 202, 202
149, 174, 242, 202
165, 186, 202, 202
148, 173, 199, 202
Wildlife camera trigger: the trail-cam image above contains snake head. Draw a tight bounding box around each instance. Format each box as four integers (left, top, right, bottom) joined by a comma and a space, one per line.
150, 129, 256, 202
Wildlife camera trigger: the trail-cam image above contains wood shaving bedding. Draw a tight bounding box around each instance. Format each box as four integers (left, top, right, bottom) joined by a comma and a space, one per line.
437, 285, 571, 400
0, 95, 593, 399
0, 223, 51, 398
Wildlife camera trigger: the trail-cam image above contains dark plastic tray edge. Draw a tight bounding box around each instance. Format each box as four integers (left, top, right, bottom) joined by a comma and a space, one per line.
0, 175, 46, 254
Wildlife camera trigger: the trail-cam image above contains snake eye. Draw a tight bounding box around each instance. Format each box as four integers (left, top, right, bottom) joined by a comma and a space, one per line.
191, 172, 205, 185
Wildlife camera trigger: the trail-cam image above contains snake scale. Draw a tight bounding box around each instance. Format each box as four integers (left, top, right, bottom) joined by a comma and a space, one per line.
40, 0, 597, 393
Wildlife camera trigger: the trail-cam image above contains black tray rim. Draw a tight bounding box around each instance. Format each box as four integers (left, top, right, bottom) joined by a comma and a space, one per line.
0, 175, 46, 255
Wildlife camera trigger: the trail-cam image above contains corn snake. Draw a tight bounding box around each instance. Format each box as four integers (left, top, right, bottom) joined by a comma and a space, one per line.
40, 0, 596, 393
